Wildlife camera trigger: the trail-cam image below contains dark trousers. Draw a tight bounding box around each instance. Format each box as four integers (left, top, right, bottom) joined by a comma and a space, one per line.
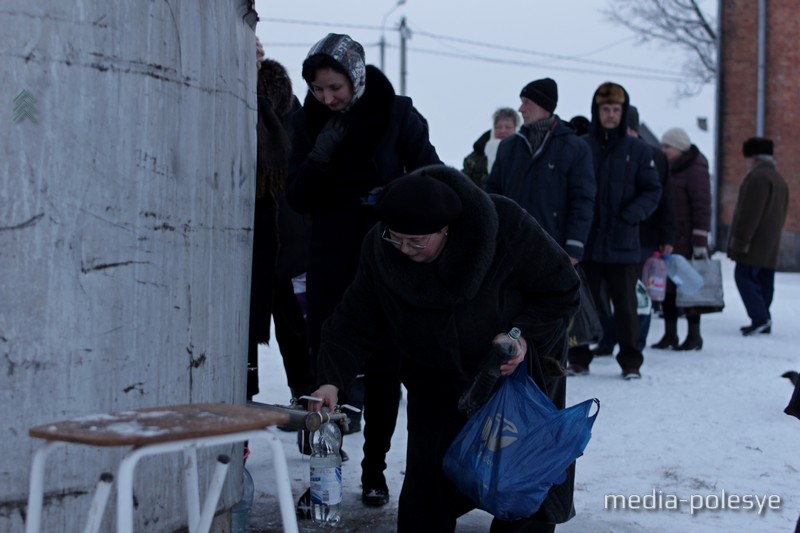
361, 370, 402, 486
272, 278, 314, 392
734, 263, 775, 325
398, 384, 557, 533
660, 288, 701, 326
597, 313, 650, 352
569, 262, 642, 370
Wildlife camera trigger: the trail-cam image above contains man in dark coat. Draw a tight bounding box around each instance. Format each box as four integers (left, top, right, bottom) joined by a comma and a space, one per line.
485, 77, 596, 265
593, 105, 675, 355
728, 137, 789, 335
287, 33, 441, 506
567, 82, 661, 380
309, 165, 580, 532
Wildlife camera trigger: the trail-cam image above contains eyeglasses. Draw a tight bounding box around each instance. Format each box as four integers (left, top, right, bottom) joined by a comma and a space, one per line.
382, 227, 434, 250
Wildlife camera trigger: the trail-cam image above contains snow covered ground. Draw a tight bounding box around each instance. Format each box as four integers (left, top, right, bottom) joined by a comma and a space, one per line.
247, 254, 800, 532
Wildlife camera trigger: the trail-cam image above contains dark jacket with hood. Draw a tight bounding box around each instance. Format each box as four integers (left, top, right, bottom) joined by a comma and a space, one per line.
584, 86, 661, 263
669, 144, 711, 258
485, 116, 596, 260
286, 65, 440, 351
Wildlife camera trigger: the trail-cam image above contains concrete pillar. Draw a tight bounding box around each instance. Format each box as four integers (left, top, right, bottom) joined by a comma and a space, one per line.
0, 1, 257, 530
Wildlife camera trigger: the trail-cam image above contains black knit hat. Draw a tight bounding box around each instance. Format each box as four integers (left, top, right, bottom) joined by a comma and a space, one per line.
376, 174, 463, 235
568, 115, 590, 136
520, 78, 558, 114
742, 137, 774, 157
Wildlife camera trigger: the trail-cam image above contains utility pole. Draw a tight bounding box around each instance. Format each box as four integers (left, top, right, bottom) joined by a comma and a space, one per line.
380, 34, 386, 72
399, 16, 409, 96
380, 0, 406, 72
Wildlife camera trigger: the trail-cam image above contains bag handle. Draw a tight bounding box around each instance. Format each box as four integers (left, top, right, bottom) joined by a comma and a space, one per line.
588, 398, 600, 420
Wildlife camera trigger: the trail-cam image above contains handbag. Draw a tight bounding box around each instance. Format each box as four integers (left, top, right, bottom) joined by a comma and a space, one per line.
676, 255, 724, 314
443, 366, 599, 521
568, 266, 603, 348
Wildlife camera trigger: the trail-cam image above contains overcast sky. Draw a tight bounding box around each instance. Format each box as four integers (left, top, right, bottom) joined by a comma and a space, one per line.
254, 0, 717, 170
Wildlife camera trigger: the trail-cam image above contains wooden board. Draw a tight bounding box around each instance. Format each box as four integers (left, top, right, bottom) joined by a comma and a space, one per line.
28, 403, 290, 447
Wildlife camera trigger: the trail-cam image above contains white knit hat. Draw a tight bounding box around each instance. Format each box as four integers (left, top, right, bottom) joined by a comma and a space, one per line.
661, 127, 691, 152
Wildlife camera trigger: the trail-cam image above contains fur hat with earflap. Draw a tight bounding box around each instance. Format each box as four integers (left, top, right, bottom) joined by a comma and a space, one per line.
742, 137, 774, 158
590, 81, 629, 137
594, 82, 626, 106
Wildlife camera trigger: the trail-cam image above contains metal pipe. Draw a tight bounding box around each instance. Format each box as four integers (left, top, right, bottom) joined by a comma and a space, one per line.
82, 473, 114, 533
246, 401, 347, 432
756, 0, 767, 136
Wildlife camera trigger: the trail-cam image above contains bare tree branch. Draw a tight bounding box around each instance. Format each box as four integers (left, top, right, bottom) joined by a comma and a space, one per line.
604, 0, 717, 96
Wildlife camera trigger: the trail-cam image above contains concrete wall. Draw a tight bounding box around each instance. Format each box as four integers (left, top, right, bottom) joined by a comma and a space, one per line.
717, 0, 800, 271
0, 1, 257, 531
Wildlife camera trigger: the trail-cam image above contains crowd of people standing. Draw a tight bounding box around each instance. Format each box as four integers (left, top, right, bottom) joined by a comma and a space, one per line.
250, 31, 789, 533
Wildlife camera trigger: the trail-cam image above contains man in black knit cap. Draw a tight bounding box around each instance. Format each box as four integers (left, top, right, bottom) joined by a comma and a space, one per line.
485, 77, 596, 267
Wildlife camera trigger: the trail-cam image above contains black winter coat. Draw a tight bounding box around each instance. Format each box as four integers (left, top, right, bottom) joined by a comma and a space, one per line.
638, 146, 676, 254
286, 66, 441, 352
485, 116, 596, 260
317, 165, 580, 523
317, 165, 580, 396
585, 88, 661, 263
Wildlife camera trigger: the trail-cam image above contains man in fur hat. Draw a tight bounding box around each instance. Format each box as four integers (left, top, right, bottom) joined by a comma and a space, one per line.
728, 137, 789, 336
566, 82, 661, 380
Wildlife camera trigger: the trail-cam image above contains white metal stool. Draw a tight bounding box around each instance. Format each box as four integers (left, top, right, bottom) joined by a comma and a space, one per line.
26, 403, 299, 533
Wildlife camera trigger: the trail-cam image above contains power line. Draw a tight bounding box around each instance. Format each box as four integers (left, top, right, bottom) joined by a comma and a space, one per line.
409, 29, 683, 77
404, 45, 687, 82
260, 16, 685, 79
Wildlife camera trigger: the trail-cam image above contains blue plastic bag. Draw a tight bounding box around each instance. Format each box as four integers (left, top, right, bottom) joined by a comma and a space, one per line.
443, 366, 599, 521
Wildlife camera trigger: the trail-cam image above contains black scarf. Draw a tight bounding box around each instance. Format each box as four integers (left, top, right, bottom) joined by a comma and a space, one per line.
526, 116, 556, 153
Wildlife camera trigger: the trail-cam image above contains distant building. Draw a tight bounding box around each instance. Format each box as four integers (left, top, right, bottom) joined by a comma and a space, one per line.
716, 0, 799, 271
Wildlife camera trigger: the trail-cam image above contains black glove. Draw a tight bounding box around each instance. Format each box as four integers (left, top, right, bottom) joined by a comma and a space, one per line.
308, 116, 347, 164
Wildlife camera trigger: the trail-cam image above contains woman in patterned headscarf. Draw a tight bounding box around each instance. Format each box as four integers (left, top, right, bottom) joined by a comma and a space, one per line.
287, 33, 441, 510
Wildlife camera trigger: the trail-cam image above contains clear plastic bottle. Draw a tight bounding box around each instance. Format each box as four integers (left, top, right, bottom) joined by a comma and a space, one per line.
230, 467, 254, 533
641, 252, 668, 302
310, 420, 342, 526
458, 327, 521, 416
664, 254, 704, 295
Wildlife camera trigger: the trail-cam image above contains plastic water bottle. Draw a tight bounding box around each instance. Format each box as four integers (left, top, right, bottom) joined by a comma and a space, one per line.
458, 327, 521, 416
635, 279, 652, 316
310, 421, 342, 526
664, 254, 704, 295
230, 467, 254, 533
641, 252, 668, 302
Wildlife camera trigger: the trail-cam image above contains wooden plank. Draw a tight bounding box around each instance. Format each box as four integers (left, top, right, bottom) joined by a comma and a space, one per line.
28, 403, 290, 447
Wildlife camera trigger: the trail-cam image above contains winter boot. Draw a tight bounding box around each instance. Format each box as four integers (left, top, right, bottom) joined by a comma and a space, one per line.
651, 320, 679, 350
676, 318, 703, 351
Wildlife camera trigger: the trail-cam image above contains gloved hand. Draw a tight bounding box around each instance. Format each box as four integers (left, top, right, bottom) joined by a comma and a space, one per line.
693, 246, 708, 259
308, 116, 347, 164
